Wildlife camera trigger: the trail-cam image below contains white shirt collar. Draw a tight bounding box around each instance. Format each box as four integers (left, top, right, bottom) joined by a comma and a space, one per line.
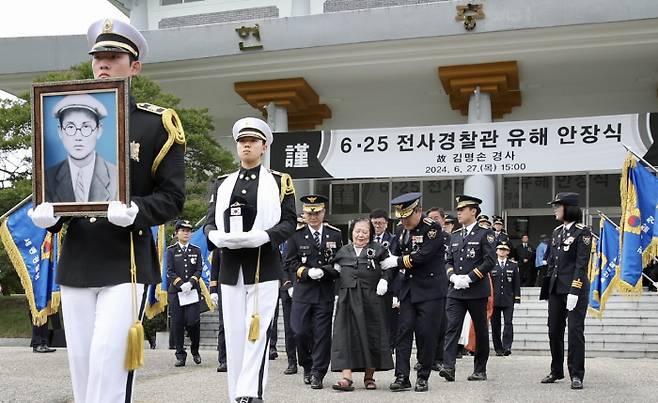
564, 222, 575, 231
308, 224, 323, 239
178, 242, 189, 249
464, 221, 477, 236
67, 154, 95, 202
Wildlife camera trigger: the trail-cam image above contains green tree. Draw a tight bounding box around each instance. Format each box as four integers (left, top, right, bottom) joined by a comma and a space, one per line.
0, 62, 236, 293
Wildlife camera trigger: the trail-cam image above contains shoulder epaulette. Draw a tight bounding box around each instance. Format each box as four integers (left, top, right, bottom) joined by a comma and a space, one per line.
146, 103, 186, 176
554, 224, 564, 231
324, 223, 341, 232
277, 172, 295, 202
575, 223, 586, 230
268, 169, 284, 176
296, 225, 306, 231
217, 173, 230, 180
452, 228, 461, 234
167, 244, 177, 249
188, 243, 201, 249
423, 217, 435, 226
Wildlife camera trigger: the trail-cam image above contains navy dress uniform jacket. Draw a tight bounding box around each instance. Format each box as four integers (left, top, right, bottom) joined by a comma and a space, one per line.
285, 224, 343, 304
51, 99, 186, 287
166, 243, 203, 293
543, 223, 592, 297
203, 167, 297, 286
491, 260, 521, 307
389, 217, 447, 304
446, 225, 497, 299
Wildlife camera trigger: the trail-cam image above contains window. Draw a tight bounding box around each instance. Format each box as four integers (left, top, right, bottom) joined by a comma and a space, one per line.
362, 182, 389, 213
422, 180, 453, 212
521, 176, 552, 208
555, 175, 587, 197
331, 183, 359, 214
392, 181, 420, 199
503, 177, 519, 209
589, 174, 620, 207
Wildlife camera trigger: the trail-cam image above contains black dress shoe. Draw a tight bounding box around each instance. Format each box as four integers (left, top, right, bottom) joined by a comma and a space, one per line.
33, 345, 56, 353
414, 378, 428, 392
495, 350, 505, 356
439, 367, 455, 382
284, 364, 298, 375
193, 354, 201, 365
431, 361, 443, 371
456, 346, 463, 359
217, 362, 227, 372
269, 350, 278, 360
571, 378, 583, 390
389, 376, 412, 391
175, 359, 186, 367
541, 373, 564, 383
467, 372, 487, 381
303, 370, 312, 385
503, 349, 512, 356
413, 362, 421, 370
310, 375, 323, 389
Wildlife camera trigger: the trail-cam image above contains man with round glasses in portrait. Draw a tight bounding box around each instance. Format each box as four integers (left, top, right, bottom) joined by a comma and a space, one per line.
45, 93, 118, 203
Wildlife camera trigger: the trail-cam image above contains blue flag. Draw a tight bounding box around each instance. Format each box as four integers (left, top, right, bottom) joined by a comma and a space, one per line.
144, 225, 167, 319
588, 219, 619, 317
0, 201, 60, 325
190, 227, 214, 311
618, 154, 658, 292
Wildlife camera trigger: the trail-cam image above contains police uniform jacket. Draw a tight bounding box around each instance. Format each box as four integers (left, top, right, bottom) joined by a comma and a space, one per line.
494, 231, 509, 246
446, 224, 496, 300
389, 216, 446, 304
285, 223, 343, 304
491, 259, 521, 307
167, 243, 203, 294
544, 223, 591, 296
203, 165, 297, 286
52, 100, 186, 287
208, 250, 220, 294
332, 241, 389, 290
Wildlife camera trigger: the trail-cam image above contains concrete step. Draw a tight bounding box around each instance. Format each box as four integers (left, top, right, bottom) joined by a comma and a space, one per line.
512, 331, 658, 343
515, 323, 658, 333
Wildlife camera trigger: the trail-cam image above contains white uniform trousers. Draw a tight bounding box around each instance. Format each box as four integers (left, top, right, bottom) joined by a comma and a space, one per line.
61, 283, 145, 403
221, 270, 279, 402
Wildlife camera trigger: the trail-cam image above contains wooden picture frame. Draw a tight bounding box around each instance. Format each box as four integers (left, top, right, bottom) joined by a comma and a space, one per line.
32, 78, 130, 216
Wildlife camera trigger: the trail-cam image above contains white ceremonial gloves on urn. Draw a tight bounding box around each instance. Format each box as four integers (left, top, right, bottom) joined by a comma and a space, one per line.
208, 230, 241, 249
236, 230, 270, 249
566, 294, 578, 311
180, 282, 193, 293
380, 255, 399, 270
308, 268, 324, 280
376, 279, 388, 296
210, 293, 219, 307
450, 274, 470, 290
28, 203, 60, 229
107, 201, 138, 227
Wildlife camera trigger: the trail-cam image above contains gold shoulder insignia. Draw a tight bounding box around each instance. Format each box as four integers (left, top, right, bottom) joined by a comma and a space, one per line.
575, 223, 585, 230
324, 223, 341, 232
423, 217, 434, 225
150, 105, 186, 176
268, 169, 284, 176
278, 172, 295, 202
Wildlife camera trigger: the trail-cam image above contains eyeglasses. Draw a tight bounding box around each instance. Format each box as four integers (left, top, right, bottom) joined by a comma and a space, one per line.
371, 220, 388, 226
62, 123, 98, 137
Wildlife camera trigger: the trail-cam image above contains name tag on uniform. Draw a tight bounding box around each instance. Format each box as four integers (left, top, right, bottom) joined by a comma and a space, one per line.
412, 236, 424, 244
326, 241, 337, 249
468, 242, 479, 245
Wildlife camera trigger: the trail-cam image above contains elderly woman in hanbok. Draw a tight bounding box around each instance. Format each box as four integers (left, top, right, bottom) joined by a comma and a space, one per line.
330, 218, 394, 391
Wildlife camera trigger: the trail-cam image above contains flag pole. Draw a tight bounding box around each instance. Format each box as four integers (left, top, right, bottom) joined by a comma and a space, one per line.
596, 210, 620, 230
0, 194, 32, 222
622, 144, 658, 175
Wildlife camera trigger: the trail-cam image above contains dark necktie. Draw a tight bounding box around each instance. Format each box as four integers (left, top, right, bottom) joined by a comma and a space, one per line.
376, 235, 381, 243
314, 231, 321, 248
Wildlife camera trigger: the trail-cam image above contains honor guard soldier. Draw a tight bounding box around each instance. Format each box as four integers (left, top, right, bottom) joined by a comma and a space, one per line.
167, 220, 203, 367
492, 216, 509, 245
28, 18, 186, 403
490, 241, 520, 356
440, 195, 496, 382
285, 195, 343, 390
383, 193, 447, 393
540, 192, 591, 390
204, 117, 297, 403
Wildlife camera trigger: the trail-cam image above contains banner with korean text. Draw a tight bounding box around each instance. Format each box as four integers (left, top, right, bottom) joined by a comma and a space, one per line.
270, 113, 658, 179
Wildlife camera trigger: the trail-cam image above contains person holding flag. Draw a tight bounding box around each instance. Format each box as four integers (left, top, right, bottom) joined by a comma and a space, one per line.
26, 18, 186, 403
541, 192, 591, 390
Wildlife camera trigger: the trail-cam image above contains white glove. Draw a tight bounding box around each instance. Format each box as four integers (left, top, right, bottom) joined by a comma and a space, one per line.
380, 255, 399, 270
234, 230, 270, 249
392, 296, 400, 309
287, 287, 294, 298
107, 201, 138, 227
27, 202, 60, 228
333, 263, 342, 273
308, 268, 325, 280
208, 230, 241, 249
376, 278, 388, 296
566, 294, 578, 311
180, 282, 193, 292
210, 293, 219, 306
449, 274, 458, 284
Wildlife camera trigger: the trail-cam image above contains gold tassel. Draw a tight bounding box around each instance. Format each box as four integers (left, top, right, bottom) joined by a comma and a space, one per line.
248, 313, 260, 342
125, 233, 145, 370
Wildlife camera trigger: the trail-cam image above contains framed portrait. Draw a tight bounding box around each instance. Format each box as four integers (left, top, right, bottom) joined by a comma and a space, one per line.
32, 78, 130, 216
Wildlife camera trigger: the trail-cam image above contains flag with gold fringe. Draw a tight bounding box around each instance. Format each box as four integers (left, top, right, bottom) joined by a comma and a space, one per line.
0, 200, 60, 325
618, 153, 658, 293
190, 226, 214, 312
588, 219, 619, 317
144, 225, 167, 319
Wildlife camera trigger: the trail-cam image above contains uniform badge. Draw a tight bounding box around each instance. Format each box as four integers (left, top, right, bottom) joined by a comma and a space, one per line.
301, 256, 307, 264
564, 236, 575, 245
487, 234, 495, 244
326, 241, 337, 249
130, 141, 140, 162
190, 256, 197, 265
382, 241, 390, 249
412, 235, 424, 244
468, 248, 476, 258
428, 229, 437, 239
583, 235, 591, 246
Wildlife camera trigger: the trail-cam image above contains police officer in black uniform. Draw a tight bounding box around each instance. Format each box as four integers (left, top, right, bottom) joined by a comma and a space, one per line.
208, 251, 227, 372
540, 192, 591, 390
285, 195, 343, 390
490, 241, 520, 356
440, 195, 496, 382
384, 193, 446, 393
167, 220, 203, 367
492, 216, 510, 246
28, 18, 186, 402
